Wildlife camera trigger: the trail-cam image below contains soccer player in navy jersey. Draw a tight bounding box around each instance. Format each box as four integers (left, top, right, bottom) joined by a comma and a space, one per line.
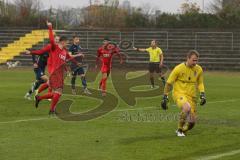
69, 36, 91, 95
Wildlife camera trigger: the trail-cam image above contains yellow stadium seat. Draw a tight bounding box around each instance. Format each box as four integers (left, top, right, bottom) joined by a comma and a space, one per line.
0, 30, 49, 63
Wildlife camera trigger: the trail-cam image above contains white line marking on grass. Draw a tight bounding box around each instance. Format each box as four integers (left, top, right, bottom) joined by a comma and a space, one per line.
0, 98, 240, 124
207, 99, 240, 104
196, 149, 240, 160
0, 107, 157, 125
0, 117, 56, 124
115, 106, 157, 112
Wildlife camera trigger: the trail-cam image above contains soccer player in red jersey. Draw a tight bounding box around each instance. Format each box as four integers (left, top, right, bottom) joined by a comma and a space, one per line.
25, 36, 60, 96
33, 21, 82, 115
96, 37, 123, 96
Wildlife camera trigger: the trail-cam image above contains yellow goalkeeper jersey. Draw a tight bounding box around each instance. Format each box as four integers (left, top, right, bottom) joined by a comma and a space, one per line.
167, 63, 205, 98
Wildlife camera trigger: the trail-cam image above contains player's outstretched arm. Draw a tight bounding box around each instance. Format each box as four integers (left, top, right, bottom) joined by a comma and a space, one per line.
66, 53, 82, 67
133, 47, 146, 52
24, 50, 31, 55
71, 52, 84, 58
26, 45, 51, 56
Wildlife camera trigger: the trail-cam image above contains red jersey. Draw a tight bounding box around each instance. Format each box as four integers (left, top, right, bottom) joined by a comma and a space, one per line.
96, 46, 120, 67
48, 26, 72, 73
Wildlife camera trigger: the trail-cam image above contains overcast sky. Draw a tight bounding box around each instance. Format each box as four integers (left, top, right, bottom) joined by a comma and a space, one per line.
8, 0, 215, 13
38, 0, 215, 13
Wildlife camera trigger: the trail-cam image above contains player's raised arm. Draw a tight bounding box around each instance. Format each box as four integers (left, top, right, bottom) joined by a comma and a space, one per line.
133, 47, 146, 52
47, 21, 56, 50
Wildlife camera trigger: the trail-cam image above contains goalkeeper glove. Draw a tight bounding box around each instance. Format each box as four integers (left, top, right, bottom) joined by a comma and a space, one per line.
161, 94, 169, 110
200, 92, 206, 106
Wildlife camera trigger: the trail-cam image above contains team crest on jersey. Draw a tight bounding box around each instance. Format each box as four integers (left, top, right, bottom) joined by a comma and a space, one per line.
59, 54, 66, 60
103, 53, 110, 58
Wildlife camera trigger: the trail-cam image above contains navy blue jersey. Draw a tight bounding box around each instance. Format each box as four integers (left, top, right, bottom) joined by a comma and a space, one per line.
69, 44, 82, 54
69, 44, 83, 63
32, 52, 49, 70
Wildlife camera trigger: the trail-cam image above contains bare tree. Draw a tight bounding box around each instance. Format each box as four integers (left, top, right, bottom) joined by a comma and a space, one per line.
14, 0, 41, 17
180, 0, 200, 14
209, 0, 223, 14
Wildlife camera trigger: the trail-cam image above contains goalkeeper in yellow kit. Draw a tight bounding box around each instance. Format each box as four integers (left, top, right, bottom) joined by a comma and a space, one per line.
161, 50, 206, 137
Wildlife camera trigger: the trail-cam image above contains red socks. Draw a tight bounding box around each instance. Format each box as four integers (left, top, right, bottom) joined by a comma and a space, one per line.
99, 79, 103, 89
50, 93, 61, 112
101, 78, 107, 92
37, 92, 61, 112
38, 83, 49, 94
38, 92, 54, 100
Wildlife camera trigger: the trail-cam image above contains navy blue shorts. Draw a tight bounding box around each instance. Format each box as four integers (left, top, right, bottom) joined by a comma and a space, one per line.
34, 68, 45, 80
72, 67, 85, 76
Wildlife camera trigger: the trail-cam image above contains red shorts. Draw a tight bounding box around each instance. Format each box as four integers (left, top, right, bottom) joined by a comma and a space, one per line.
101, 65, 111, 73
49, 70, 64, 89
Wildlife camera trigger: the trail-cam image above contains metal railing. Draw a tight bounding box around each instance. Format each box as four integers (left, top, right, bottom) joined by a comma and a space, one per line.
53, 30, 235, 52
195, 32, 234, 51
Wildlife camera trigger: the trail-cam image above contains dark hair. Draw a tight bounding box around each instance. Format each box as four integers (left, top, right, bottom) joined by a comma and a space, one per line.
187, 50, 199, 58
73, 36, 79, 39
151, 40, 158, 46
60, 36, 68, 42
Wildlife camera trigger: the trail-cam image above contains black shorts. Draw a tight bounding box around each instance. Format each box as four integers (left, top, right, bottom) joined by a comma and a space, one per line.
34, 68, 45, 80
148, 62, 161, 73
72, 67, 85, 76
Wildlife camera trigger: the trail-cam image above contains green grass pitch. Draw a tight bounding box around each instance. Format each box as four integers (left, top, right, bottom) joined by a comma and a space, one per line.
0, 68, 240, 160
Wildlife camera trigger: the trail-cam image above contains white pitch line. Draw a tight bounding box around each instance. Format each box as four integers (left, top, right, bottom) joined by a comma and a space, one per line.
0, 106, 158, 125
0, 98, 240, 124
196, 149, 240, 160
0, 117, 56, 124
207, 98, 240, 104
115, 106, 157, 112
